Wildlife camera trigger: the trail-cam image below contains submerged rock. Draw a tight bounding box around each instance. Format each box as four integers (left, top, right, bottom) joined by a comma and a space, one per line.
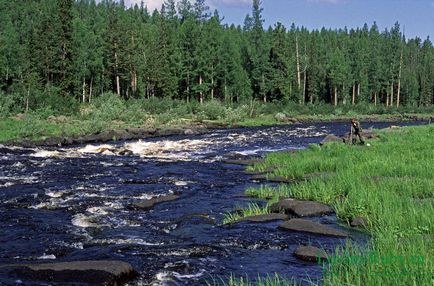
237, 213, 289, 223
2, 260, 137, 285
271, 199, 333, 217
128, 194, 180, 211
278, 219, 348, 237
294, 246, 328, 263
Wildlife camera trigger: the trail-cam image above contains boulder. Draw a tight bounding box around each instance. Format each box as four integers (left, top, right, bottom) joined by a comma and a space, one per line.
294, 246, 328, 263
271, 199, 333, 217
109, 129, 133, 141
183, 129, 196, 135
320, 134, 343, 145
128, 194, 180, 211
278, 219, 348, 237
350, 216, 367, 228
237, 213, 289, 223
2, 260, 137, 285
268, 176, 294, 184
274, 113, 288, 122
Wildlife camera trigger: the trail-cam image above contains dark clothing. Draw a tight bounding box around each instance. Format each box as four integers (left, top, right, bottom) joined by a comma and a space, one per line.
351, 121, 365, 144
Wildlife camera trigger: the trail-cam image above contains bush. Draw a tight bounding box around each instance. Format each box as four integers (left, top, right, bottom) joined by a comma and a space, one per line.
89, 93, 126, 121
197, 100, 227, 120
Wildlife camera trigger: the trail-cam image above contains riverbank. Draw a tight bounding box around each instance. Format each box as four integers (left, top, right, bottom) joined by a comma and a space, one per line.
1, 110, 432, 147
226, 124, 433, 285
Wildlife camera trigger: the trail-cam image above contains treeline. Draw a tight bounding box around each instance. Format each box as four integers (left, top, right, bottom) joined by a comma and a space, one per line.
0, 0, 433, 114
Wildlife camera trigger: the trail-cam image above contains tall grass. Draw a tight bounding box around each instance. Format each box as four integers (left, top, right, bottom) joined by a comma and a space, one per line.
241, 125, 433, 285
208, 274, 301, 286
223, 203, 270, 225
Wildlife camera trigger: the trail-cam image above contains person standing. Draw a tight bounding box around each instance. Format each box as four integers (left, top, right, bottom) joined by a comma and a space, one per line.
351, 118, 365, 145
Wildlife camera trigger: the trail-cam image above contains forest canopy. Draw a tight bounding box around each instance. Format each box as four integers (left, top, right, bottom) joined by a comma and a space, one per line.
0, 0, 433, 114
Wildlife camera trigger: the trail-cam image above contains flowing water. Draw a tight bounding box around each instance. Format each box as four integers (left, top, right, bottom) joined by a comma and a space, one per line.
0, 122, 424, 285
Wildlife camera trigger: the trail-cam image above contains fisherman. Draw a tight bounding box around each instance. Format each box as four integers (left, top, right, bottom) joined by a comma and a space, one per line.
351, 118, 365, 145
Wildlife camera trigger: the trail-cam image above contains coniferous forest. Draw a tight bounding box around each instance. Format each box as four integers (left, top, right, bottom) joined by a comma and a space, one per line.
1, 0, 433, 115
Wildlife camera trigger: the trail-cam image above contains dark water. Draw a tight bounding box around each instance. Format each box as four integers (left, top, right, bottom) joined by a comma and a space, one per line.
0, 122, 425, 285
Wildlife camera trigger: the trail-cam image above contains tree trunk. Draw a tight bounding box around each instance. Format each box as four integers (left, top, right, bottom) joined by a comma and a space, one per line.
334, 86, 338, 106
390, 83, 394, 107
397, 49, 403, 108
374, 92, 377, 106
199, 75, 203, 104
386, 89, 390, 107
357, 83, 361, 99
89, 76, 93, 103
26, 85, 30, 112
352, 84, 356, 105
114, 45, 120, 96
296, 36, 301, 103
342, 84, 346, 105
82, 77, 86, 103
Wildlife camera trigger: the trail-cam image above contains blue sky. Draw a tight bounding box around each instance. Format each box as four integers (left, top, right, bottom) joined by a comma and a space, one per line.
126, 0, 434, 40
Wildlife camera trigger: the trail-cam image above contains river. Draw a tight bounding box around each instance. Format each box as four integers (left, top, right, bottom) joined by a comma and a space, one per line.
0, 122, 423, 285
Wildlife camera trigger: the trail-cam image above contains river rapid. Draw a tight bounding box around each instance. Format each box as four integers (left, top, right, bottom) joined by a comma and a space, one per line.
0, 122, 423, 285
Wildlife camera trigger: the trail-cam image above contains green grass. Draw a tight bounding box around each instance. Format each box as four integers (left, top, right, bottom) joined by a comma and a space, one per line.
223, 203, 270, 225
235, 125, 433, 285
208, 273, 301, 286
1, 94, 433, 144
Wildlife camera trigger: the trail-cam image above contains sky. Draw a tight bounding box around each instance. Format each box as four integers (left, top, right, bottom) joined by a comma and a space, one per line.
123, 0, 434, 41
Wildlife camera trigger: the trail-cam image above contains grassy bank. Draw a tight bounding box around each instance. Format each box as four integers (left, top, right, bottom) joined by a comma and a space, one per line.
0, 94, 433, 144
223, 125, 433, 285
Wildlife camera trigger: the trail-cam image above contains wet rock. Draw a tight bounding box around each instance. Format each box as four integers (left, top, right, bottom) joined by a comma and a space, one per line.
237, 213, 289, 223
43, 137, 62, 146
294, 246, 328, 263
268, 176, 293, 183
156, 128, 185, 137
3, 260, 137, 285
223, 159, 263, 166
271, 199, 333, 217
278, 219, 348, 237
320, 134, 343, 145
350, 216, 367, 228
183, 129, 196, 135
249, 174, 268, 181
275, 199, 328, 216
128, 194, 180, 211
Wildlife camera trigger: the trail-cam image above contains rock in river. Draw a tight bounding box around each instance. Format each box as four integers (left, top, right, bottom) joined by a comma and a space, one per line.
237, 213, 289, 223
294, 246, 328, 263
128, 194, 180, 210
278, 219, 348, 237
1, 260, 137, 285
271, 199, 333, 217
